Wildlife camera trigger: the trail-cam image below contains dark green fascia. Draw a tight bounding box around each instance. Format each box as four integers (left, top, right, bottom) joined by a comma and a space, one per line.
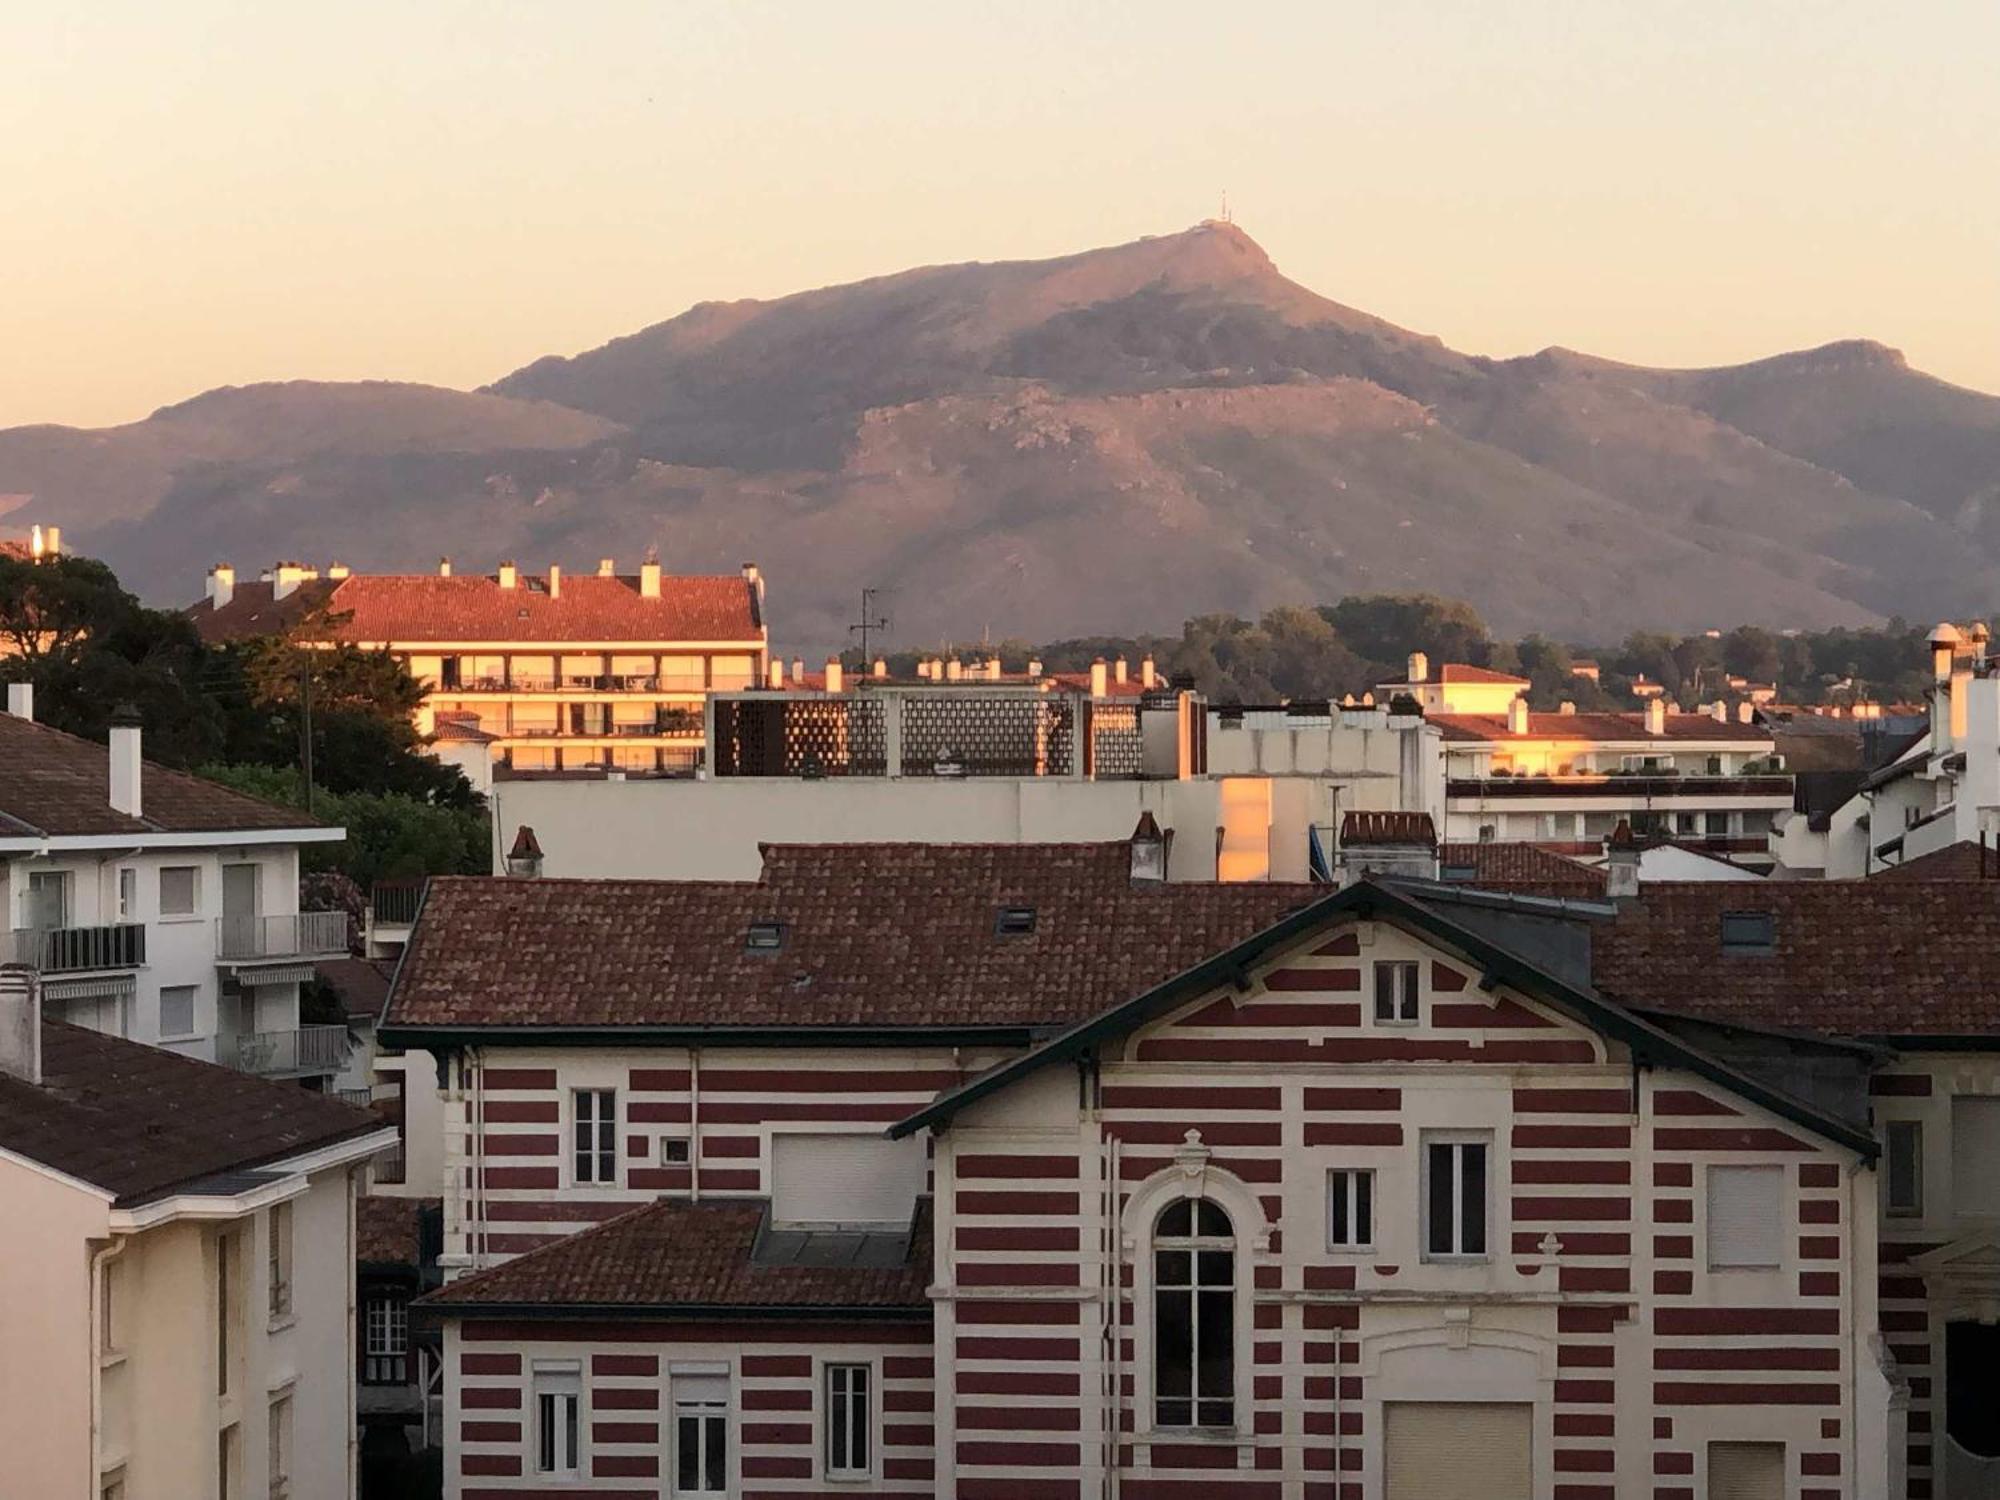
377, 1022, 1043, 1052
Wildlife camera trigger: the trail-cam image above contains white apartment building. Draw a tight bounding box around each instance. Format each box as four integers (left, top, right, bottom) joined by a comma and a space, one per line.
0, 966, 393, 1500
0, 687, 348, 1079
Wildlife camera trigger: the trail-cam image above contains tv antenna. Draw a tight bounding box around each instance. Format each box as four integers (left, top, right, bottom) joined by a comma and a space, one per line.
849, 587, 892, 667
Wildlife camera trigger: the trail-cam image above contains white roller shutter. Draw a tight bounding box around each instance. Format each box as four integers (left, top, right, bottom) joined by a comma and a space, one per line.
1707, 1164, 1784, 1269
771, 1132, 926, 1226
1708, 1441, 1784, 1500
1954, 1097, 2000, 1214
1384, 1402, 1531, 1500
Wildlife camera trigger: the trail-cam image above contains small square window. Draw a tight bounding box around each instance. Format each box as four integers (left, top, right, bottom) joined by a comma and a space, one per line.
1327, 1169, 1374, 1249
745, 921, 786, 953
1720, 911, 1775, 955
661, 1136, 692, 1166
1707, 1164, 1784, 1268
159, 985, 198, 1039
994, 905, 1037, 936
1372, 961, 1419, 1025
160, 866, 199, 917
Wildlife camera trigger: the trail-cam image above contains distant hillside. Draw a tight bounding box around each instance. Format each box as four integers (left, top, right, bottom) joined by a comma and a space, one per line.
4, 222, 1998, 646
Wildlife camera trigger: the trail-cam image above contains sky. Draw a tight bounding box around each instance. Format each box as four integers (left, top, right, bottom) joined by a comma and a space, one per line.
4, 0, 1997, 428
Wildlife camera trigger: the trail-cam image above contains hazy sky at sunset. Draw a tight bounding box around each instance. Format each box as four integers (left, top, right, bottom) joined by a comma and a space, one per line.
6, 1, 1997, 428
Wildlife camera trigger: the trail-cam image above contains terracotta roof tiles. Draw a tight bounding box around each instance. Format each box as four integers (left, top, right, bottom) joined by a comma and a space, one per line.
1430, 711, 1771, 744
1438, 842, 1609, 896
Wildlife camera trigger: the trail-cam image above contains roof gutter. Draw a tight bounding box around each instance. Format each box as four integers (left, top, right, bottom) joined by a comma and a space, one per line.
379, 1023, 1044, 1052
0, 827, 344, 854
415, 1299, 931, 1324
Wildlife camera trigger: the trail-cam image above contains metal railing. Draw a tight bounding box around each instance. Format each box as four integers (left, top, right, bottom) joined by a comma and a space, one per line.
1448, 774, 1793, 800
215, 911, 349, 961
336, 1086, 375, 1108
1, 923, 145, 972
233, 1024, 349, 1076
372, 1143, 407, 1186
369, 881, 424, 927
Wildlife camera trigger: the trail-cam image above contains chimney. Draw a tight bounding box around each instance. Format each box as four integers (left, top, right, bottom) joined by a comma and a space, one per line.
640, 561, 662, 599
1114, 658, 1129, 684
1128, 811, 1171, 884
1931, 623, 1961, 683
1645, 697, 1667, 736
916, 661, 933, 680
945, 659, 963, 682
272, 561, 310, 601
497, 561, 518, 590
6, 683, 32, 721
824, 659, 844, 693
0, 965, 40, 1085
741, 561, 763, 606
986, 658, 1002, 682
873, 657, 888, 679
1711, 701, 1728, 723
767, 659, 786, 688
599, 558, 616, 577
1028, 658, 1043, 678
439, 557, 453, 577
1557, 700, 1576, 715
108, 703, 142, 818
791, 657, 805, 684
505, 826, 544, 879
326, 562, 350, 580
1604, 821, 1641, 899
1090, 659, 1109, 698
1140, 656, 1157, 689
1507, 696, 1529, 734
43, 525, 60, 557
206, 563, 237, 610
1738, 701, 1756, 725
546, 564, 560, 600
1407, 651, 1429, 684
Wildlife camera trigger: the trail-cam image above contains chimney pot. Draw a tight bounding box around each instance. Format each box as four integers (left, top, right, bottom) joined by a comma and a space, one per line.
1141, 656, 1157, 689
873, 657, 888, 678
640, 561, 662, 599
108, 703, 142, 818
1028, 658, 1043, 677
1738, 701, 1755, 725
546, 564, 560, 600
1645, 697, 1667, 736
1114, 658, 1129, 684
207, 564, 237, 611
497, 561, 518, 590
439, 557, 453, 577
1557, 700, 1576, 715
327, 562, 350, 580
767, 659, 786, 688
1507, 696, 1529, 734
1090, 659, 1109, 698
0, 965, 40, 1086
1407, 651, 1429, 684
598, 557, 616, 577
6, 683, 31, 721
43, 525, 60, 557
945, 659, 963, 682
791, 657, 805, 683
824, 658, 844, 693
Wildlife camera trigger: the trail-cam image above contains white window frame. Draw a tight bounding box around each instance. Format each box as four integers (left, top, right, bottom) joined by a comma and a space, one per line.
670, 1370, 731, 1495
1371, 959, 1420, 1027
1885, 1118, 1923, 1218
1421, 1132, 1492, 1261
1326, 1167, 1375, 1251
116, 867, 137, 921
1705, 1163, 1786, 1270
159, 865, 201, 918
1150, 1196, 1237, 1430
532, 1363, 583, 1477
362, 1293, 410, 1384
267, 1201, 293, 1324
660, 1135, 692, 1166
822, 1360, 874, 1481
572, 1088, 618, 1186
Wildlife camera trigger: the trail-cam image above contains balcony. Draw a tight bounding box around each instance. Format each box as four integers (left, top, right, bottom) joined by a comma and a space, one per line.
215, 911, 350, 963
233, 1024, 349, 1076
369, 880, 424, 928
1447, 774, 1793, 801
1, 923, 145, 973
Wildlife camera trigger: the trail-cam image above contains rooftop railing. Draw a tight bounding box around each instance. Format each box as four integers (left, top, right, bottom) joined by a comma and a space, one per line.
233, 1024, 349, 1076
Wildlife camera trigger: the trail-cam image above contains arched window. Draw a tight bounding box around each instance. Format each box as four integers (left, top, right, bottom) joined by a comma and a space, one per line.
1153, 1197, 1235, 1428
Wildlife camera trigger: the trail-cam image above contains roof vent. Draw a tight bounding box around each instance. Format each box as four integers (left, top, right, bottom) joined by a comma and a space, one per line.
745, 921, 787, 953
1719, 910, 1775, 955
995, 906, 1038, 937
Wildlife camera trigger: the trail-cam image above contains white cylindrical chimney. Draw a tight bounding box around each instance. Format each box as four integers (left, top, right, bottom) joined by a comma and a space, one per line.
599, 558, 616, 577
497, 561, 518, 590
6, 683, 32, 721
43, 526, 60, 557
439, 557, 453, 577
1407, 651, 1429, 683
767, 659, 786, 688
1738, 701, 1755, 724
108, 705, 142, 818
873, 658, 888, 678
1114, 658, 1129, 684
640, 562, 662, 599
546, 564, 561, 600
986, 659, 1002, 682
1507, 696, 1529, 734
1090, 659, 1109, 698
824, 659, 844, 693
945, 660, 963, 682
1140, 656, 1156, 689
1645, 697, 1667, 735
1028, 658, 1043, 678
916, 661, 932, 680
208, 564, 236, 610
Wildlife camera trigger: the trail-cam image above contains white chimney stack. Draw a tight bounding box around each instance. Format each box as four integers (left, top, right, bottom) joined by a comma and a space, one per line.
327, 562, 350, 580
546, 564, 561, 600
1407, 651, 1429, 683
640, 561, 662, 599
271, 561, 310, 602
439, 557, 453, 577
0, 964, 40, 1086
1027, 658, 1043, 678
1557, 700, 1576, 716
824, 658, 844, 693
1114, 658, 1129, 684
1738, 701, 1756, 725
6, 683, 31, 721
945, 659, 963, 682
43, 525, 60, 557
791, 657, 805, 683
497, 561, 518, 590
767, 659, 786, 689
599, 557, 616, 577
1140, 656, 1157, 689
108, 705, 142, 818
206, 563, 236, 610
1507, 696, 1530, 734
1090, 659, 1109, 698
874, 658, 889, 679
1645, 697, 1667, 736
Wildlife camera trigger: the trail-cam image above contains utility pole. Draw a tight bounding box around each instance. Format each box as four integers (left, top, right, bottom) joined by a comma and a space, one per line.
849, 588, 892, 669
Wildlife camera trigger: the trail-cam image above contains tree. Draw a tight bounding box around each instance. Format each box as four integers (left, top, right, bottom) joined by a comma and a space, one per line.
200, 765, 489, 887
1319, 594, 1493, 678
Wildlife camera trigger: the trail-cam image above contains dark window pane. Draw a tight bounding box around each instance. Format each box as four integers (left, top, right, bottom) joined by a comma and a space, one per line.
1428, 1143, 1454, 1254
1157, 1397, 1192, 1427
1155, 1249, 1191, 1286
704, 1414, 726, 1491
1462, 1144, 1487, 1255
1400, 963, 1419, 1020
1158, 1200, 1191, 1236
1355, 1171, 1373, 1245
852, 1368, 869, 1467
1194, 1200, 1230, 1237
1196, 1250, 1232, 1286
1374, 964, 1394, 1021
1155, 1289, 1193, 1398
1329, 1173, 1349, 1244
564, 1397, 577, 1469
677, 1416, 700, 1490
539, 1394, 556, 1471
1196, 1288, 1234, 1398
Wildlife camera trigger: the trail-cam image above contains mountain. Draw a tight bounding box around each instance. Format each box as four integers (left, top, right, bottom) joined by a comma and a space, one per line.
4, 222, 1998, 646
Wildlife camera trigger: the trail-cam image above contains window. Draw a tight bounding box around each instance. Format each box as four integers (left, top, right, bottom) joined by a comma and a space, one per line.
745, 921, 786, 953
1707, 1439, 1785, 1499
661, 1136, 692, 1165
533, 1366, 582, 1476
116, 867, 137, 920
1886, 1120, 1923, 1217
159, 985, 197, 1039
1152, 1197, 1235, 1429
1327, 1169, 1375, 1249
1373, 960, 1419, 1025
101, 1256, 124, 1355
673, 1373, 730, 1494
268, 1202, 293, 1321
573, 1089, 617, 1184
26, 870, 70, 930
268, 1395, 292, 1500
994, 905, 1038, 936
1955, 1097, 2000, 1215
1707, 1164, 1784, 1269
100, 1476, 125, 1500
216, 1232, 238, 1396
1424, 1136, 1489, 1259
1719, 911, 1775, 955
362, 1293, 410, 1384
159, 866, 199, 916
217, 1425, 240, 1500
824, 1363, 872, 1479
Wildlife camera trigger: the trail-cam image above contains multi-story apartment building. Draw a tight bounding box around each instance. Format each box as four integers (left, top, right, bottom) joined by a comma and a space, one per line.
1381, 655, 1791, 869
0, 687, 349, 1080
187, 556, 770, 779
0, 967, 393, 1500
378, 837, 1958, 1500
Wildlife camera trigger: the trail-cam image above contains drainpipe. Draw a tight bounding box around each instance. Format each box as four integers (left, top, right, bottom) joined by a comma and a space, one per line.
88, 1234, 128, 1490
689, 1047, 702, 1203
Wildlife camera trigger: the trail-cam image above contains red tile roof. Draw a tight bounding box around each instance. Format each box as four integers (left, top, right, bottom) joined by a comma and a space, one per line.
1871, 841, 2000, 882
1438, 842, 1609, 896
1430, 711, 1771, 744
317, 957, 398, 1022
383, 843, 1315, 1033
188, 571, 764, 646
0, 713, 327, 837
1341, 811, 1437, 847
1437, 663, 1531, 685
0, 1021, 383, 1206
1591, 882, 2000, 1036
420, 1198, 931, 1314
358, 1194, 439, 1266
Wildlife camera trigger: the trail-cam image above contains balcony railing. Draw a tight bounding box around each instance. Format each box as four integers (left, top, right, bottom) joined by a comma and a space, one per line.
369, 881, 424, 927
1, 923, 145, 973
233, 1024, 349, 1076
216, 911, 350, 962
372, 1142, 407, 1186
336, 1086, 375, 1108
1448, 774, 1793, 800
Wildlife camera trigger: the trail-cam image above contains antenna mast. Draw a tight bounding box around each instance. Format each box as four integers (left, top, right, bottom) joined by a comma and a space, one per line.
849, 587, 892, 668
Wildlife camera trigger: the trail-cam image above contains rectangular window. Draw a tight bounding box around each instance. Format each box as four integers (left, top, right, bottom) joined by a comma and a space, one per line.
1707, 1164, 1785, 1269
1886, 1120, 1923, 1217
533, 1366, 582, 1476
1707, 1439, 1785, 1499
1719, 911, 1776, 955
117, 867, 137, 920
1954, 1097, 2000, 1215
673, 1373, 730, 1494
1424, 1136, 1489, 1258
159, 865, 199, 916
268, 1395, 292, 1500
1372, 960, 1419, 1025
26, 870, 70, 930
824, 1363, 872, 1478
661, 1136, 692, 1165
1327, 1169, 1375, 1249
268, 1202, 293, 1322
217, 1425, 239, 1500
102, 1256, 123, 1354
216, 1232, 237, 1396
159, 985, 197, 1039
362, 1294, 410, 1384
573, 1088, 617, 1185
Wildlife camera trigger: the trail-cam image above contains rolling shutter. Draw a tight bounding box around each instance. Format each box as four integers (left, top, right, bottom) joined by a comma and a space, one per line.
1706, 1164, 1784, 1268
770, 1133, 926, 1226
1954, 1098, 2000, 1214
1708, 1441, 1784, 1500
1384, 1402, 1531, 1500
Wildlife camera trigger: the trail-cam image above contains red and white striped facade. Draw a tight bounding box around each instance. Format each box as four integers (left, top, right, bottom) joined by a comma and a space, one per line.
424, 902, 1903, 1499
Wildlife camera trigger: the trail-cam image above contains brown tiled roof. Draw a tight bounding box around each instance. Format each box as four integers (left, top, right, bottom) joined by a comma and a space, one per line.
420, 1198, 931, 1313
189, 571, 763, 646
1341, 811, 1436, 847
1430, 711, 1771, 744
1439, 842, 1608, 896
358, 1194, 439, 1266
0, 713, 326, 837
1437, 663, 1531, 685
1871, 841, 2000, 882
1591, 883, 2000, 1037
317, 957, 397, 1022
384, 843, 1314, 1032
0, 1021, 382, 1206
